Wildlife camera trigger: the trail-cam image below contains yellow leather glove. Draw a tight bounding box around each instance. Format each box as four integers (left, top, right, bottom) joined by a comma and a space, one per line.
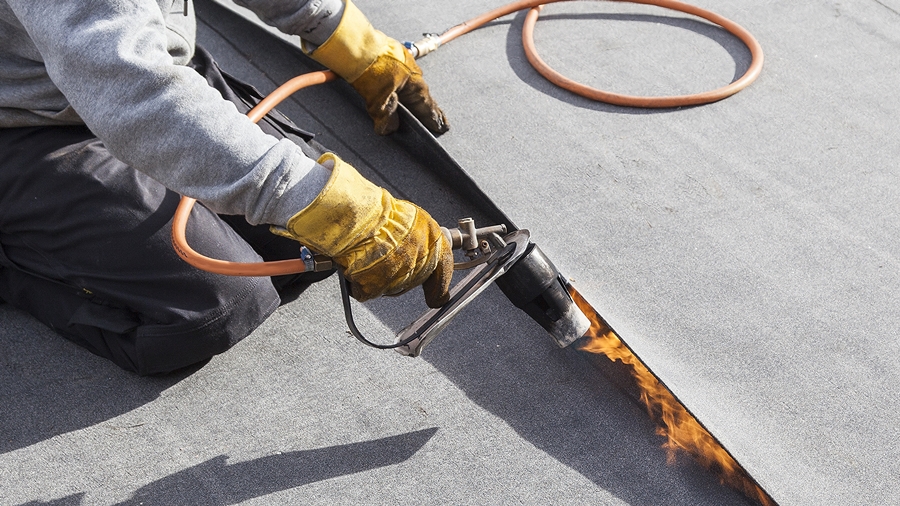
304, 0, 449, 136
272, 153, 453, 308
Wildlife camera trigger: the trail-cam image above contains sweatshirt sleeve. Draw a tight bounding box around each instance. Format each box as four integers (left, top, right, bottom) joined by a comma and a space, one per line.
4, 0, 328, 226
234, 0, 345, 46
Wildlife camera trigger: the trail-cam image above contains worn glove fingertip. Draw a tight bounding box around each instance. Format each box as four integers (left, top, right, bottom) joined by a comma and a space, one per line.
427, 109, 450, 135
422, 239, 454, 309
423, 280, 450, 309
349, 278, 377, 303
374, 109, 401, 135
411, 101, 449, 135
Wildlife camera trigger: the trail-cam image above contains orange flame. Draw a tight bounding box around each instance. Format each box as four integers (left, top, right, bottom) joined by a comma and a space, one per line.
569, 288, 774, 506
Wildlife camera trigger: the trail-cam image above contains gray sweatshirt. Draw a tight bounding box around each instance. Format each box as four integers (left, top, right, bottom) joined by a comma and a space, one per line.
0, 0, 346, 226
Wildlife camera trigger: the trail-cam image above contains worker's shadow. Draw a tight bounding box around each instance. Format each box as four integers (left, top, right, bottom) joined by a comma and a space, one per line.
116, 428, 436, 506
0, 305, 196, 455
16, 428, 436, 506
2, 302, 436, 506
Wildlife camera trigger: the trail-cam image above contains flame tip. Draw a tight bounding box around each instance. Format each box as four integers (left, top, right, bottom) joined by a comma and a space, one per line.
568, 287, 772, 505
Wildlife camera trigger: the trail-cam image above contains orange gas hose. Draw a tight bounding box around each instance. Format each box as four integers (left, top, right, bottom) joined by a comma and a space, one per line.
440, 0, 763, 108
171, 71, 336, 276
173, 0, 763, 276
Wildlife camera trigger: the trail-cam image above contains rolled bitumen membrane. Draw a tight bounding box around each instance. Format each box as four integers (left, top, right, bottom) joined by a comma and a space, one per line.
5, 1, 899, 504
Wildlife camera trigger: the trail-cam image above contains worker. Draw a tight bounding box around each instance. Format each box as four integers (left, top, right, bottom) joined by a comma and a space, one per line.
0, 0, 453, 375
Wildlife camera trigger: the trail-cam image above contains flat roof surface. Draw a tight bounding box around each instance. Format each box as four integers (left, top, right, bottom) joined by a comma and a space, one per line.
4, 1, 898, 504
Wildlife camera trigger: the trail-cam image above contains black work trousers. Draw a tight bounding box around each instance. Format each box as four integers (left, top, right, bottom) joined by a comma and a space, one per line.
0, 47, 329, 375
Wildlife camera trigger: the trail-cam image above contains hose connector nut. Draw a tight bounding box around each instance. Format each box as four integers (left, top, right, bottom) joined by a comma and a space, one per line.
404, 33, 442, 59
300, 246, 333, 272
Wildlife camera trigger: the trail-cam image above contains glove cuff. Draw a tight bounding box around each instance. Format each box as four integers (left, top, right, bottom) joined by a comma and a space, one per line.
273, 153, 387, 257
304, 0, 390, 83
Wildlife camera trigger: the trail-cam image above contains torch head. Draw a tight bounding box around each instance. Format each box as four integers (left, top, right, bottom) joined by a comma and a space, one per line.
392, 221, 590, 357
494, 242, 590, 348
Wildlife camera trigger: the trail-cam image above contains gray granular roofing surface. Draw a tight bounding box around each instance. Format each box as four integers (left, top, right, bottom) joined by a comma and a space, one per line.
3, 1, 899, 505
